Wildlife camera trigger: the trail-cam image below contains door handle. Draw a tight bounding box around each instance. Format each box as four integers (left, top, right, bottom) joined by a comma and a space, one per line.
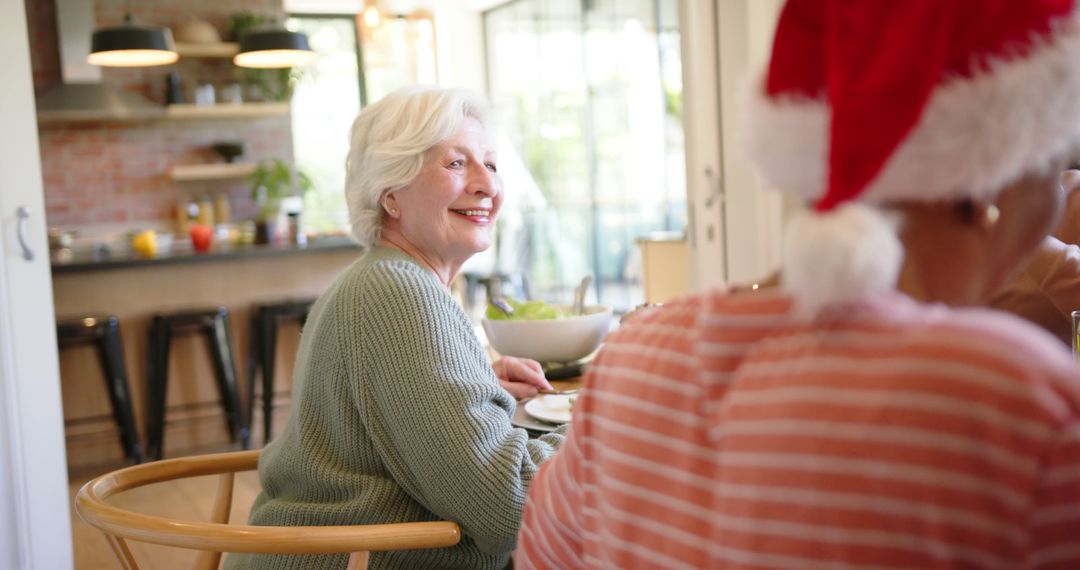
15, 206, 35, 261
703, 166, 724, 208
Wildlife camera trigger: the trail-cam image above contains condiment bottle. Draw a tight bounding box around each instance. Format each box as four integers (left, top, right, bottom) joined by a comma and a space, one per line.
175, 200, 191, 236
197, 196, 215, 226
214, 194, 231, 225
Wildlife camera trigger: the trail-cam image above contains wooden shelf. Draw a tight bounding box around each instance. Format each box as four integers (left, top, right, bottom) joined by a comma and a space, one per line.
175, 42, 239, 58
37, 108, 165, 124
166, 102, 290, 119
38, 102, 289, 124
169, 163, 256, 182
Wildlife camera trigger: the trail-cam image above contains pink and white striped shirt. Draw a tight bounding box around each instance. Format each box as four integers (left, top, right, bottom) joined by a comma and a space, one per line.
516, 289, 1080, 569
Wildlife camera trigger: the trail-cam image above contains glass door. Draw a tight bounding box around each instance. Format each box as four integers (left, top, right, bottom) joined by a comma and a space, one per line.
485, 0, 684, 311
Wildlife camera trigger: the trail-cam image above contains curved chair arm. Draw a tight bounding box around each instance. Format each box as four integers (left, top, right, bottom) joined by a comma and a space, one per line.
75, 450, 461, 567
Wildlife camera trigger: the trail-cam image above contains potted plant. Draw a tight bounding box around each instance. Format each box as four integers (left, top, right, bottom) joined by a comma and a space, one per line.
248, 158, 313, 244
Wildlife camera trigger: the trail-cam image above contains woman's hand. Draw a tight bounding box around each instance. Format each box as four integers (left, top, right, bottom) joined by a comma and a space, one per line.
492, 356, 552, 400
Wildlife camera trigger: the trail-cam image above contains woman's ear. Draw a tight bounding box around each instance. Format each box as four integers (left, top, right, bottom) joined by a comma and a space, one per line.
956, 199, 1000, 231
382, 192, 400, 218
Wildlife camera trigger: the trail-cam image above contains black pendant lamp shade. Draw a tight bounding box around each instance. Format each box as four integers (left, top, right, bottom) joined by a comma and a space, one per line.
234, 29, 317, 69
87, 15, 178, 67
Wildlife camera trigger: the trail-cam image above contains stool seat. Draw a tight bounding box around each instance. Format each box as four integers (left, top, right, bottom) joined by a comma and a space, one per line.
56, 315, 142, 463
249, 298, 316, 445
146, 306, 247, 461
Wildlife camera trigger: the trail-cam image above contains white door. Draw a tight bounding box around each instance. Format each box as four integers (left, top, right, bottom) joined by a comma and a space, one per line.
0, 1, 74, 568
680, 0, 788, 288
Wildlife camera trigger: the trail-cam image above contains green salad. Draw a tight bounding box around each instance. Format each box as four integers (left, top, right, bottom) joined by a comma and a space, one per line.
485, 298, 567, 320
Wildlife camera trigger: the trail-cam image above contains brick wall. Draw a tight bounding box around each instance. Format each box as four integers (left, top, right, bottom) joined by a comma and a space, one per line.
25, 0, 59, 94
29, 0, 293, 231
39, 119, 289, 225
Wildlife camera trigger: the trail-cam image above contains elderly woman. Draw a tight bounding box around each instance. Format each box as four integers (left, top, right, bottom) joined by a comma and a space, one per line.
228, 86, 563, 570
517, 1, 1080, 568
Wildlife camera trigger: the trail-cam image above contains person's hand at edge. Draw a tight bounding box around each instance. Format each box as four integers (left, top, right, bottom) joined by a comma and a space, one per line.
492, 357, 551, 400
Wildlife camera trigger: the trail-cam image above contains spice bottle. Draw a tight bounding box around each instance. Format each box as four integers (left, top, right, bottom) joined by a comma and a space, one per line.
214, 194, 231, 225
197, 196, 215, 226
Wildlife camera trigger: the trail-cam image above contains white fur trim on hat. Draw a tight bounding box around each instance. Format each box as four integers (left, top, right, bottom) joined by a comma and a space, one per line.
782, 203, 903, 319
744, 12, 1080, 206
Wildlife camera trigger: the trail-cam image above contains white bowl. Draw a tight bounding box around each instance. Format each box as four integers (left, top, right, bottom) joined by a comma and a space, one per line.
482, 304, 613, 363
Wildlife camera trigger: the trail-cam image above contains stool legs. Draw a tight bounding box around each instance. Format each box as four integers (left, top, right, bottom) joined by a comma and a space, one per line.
146, 308, 249, 461
248, 300, 312, 446
259, 309, 278, 445
58, 315, 143, 464
206, 309, 248, 449
246, 313, 260, 444
145, 316, 171, 462
248, 307, 281, 446
98, 317, 142, 463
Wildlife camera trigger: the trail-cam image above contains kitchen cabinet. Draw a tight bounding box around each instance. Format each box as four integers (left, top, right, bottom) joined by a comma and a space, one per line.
53, 241, 360, 471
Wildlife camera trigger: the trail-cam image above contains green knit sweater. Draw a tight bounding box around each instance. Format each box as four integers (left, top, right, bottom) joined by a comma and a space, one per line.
225, 246, 564, 569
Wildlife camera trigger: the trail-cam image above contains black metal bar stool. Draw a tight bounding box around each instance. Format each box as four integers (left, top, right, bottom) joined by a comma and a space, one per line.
56, 315, 142, 463
248, 298, 316, 445
146, 306, 247, 461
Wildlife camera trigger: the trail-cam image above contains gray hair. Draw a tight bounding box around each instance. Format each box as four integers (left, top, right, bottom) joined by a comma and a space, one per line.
345, 85, 496, 248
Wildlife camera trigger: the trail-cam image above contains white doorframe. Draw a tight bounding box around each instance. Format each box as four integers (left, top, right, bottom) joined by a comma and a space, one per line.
680, 0, 727, 288
0, 1, 74, 568
681, 0, 787, 288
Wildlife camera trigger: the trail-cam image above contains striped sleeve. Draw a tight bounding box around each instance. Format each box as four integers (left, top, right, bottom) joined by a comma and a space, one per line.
516, 423, 587, 569
1029, 421, 1080, 568
516, 295, 705, 568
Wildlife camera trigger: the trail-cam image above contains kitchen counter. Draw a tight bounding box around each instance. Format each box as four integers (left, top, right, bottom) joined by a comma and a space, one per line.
53, 237, 361, 471
51, 235, 360, 274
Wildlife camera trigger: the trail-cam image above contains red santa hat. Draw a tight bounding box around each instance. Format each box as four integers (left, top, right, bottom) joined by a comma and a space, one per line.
744, 0, 1080, 316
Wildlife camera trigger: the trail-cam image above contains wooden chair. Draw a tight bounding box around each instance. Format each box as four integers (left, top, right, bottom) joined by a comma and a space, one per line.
75, 450, 461, 569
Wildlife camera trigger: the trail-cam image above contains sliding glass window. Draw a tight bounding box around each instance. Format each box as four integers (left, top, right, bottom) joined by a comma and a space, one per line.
484, 0, 684, 311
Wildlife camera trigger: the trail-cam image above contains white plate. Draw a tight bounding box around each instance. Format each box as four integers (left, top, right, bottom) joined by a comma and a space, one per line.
510, 404, 560, 433
524, 395, 574, 424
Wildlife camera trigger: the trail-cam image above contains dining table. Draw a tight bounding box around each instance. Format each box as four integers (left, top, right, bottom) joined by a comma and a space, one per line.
512, 377, 582, 435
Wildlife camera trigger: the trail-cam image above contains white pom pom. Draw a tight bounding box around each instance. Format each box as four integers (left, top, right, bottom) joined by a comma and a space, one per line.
782, 203, 904, 318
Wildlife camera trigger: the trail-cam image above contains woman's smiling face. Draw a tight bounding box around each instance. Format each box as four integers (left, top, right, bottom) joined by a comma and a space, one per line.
384, 117, 503, 274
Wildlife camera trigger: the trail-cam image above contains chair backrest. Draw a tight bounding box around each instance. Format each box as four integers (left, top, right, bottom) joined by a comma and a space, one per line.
75, 450, 461, 570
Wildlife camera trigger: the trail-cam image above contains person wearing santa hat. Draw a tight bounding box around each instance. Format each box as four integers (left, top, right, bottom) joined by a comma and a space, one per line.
515, 0, 1080, 568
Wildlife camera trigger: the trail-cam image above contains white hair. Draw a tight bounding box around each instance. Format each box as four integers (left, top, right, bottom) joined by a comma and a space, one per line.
345, 85, 496, 248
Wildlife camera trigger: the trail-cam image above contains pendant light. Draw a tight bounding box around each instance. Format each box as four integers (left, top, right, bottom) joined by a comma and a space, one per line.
87, 13, 178, 67
234, 28, 317, 69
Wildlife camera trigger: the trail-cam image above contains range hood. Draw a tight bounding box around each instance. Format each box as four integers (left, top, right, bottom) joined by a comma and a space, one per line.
35, 0, 165, 121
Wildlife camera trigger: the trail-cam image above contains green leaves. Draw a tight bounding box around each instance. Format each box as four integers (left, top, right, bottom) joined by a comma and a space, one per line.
485, 298, 567, 321
248, 158, 314, 201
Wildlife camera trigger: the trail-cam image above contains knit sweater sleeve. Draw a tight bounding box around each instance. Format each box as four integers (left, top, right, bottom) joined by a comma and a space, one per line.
346, 259, 563, 555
